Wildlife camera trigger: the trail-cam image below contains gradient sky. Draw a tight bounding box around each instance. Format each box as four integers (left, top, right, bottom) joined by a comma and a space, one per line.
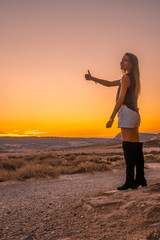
0, 0, 160, 137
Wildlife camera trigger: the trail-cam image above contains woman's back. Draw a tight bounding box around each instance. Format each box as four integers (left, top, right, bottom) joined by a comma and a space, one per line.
116, 70, 139, 112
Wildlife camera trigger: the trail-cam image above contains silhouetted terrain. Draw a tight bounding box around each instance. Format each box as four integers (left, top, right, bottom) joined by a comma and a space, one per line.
0, 132, 159, 153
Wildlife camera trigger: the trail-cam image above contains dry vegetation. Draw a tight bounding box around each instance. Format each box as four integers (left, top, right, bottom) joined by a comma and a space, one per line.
0, 149, 160, 182
0, 152, 122, 182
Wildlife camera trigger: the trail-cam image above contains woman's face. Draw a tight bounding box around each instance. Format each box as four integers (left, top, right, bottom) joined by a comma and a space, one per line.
120, 55, 131, 71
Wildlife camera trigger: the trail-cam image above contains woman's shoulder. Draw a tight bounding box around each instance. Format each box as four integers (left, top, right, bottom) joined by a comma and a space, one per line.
120, 75, 130, 89
126, 70, 134, 78
122, 74, 130, 82
126, 71, 135, 83
120, 71, 133, 83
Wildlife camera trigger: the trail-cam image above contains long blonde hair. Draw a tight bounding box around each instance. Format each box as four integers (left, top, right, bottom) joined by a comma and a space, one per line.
123, 52, 141, 98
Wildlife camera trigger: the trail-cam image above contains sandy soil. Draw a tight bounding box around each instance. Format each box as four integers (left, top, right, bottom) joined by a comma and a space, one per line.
0, 163, 160, 240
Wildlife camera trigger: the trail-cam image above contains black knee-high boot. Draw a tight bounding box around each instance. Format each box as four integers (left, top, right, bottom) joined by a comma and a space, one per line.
134, 142, 147, 188
117, 141, 136, 190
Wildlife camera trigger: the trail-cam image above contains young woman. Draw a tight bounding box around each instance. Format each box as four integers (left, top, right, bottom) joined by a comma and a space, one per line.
85, 52, 147, 190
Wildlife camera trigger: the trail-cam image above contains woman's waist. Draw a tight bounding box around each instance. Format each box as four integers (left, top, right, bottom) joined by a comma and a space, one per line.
120, 103, 139, 113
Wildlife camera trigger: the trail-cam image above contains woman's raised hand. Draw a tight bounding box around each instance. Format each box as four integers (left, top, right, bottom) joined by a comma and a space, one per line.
85, 70, 92, 81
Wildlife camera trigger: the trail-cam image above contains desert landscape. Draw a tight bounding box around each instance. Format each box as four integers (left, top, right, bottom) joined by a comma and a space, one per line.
0, 132, 160, 240
1, 0, 160, 239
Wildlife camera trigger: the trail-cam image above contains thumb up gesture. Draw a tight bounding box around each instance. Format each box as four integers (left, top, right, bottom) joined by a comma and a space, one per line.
85, 70, 92, 81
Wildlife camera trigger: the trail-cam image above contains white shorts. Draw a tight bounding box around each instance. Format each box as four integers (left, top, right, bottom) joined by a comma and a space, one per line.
118, 104, 141, 128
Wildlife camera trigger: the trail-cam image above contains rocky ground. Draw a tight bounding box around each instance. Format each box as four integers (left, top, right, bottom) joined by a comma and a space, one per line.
0, 165, 160, 240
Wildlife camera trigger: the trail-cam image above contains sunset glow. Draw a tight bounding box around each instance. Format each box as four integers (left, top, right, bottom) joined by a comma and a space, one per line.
1, 0, 160, 137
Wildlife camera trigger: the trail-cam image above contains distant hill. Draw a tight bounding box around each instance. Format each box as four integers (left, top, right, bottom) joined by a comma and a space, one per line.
105, 132, 158, 146
0, 136, 112, 153
0, 132, 159, 153
147, 133, 160, 141
143, 133, 160, 148
115, 132, 156, 141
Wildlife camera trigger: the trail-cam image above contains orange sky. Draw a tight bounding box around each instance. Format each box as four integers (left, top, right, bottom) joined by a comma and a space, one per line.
0, 0, 160, 137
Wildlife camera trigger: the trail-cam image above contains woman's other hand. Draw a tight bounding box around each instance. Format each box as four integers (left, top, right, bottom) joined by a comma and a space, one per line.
85, 70, 92, 81
106, 120, 113, 128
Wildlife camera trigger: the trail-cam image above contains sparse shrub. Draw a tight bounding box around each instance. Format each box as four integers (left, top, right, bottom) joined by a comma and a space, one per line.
100, 158, 111, 164
24, 155, 37, 161
36, 157, 62, 167
58, 160, 109, 175
14, 159, 26, 168
8, 155, 17, 159
87, 156, 102, 163
0, 169, 15, 182
59, 166, 80, 174
0, 158, 26, 171
0, 169, 7, 182
76, 161, 108, 173
0, 160, 16, 171
37, 153, 57, 161
17, 165, 37, 180
145, 154, 156, 160
17, 163, 59, 180
144, 153, 160, 163
73, 163, 89, 173
72, 156, 88, 166
8, 155, 23, 159
65, 153, 75, 161
108, 155, 122, 162
150, 150, 160, 155
48, 158, 62, 166
146, 230, 160, 240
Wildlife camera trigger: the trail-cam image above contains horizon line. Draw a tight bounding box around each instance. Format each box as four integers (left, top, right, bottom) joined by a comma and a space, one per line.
0, 131, 159, 138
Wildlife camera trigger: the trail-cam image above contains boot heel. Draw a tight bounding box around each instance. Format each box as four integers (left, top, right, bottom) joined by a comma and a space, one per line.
141, 178, 147, 187
142, 182, 147, 187
134, 179, 147, 188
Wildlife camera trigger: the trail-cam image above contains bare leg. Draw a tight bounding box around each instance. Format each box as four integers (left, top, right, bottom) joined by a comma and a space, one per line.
121, 127, 139, 142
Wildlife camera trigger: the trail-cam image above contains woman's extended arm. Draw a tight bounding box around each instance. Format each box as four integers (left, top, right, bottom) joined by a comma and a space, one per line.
85, 70, 120, 87
106, 75, 130, 128
92, 77, 120, 87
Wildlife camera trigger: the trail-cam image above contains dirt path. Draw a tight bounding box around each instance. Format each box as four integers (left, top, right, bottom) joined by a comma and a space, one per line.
0, 166, 160, 240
